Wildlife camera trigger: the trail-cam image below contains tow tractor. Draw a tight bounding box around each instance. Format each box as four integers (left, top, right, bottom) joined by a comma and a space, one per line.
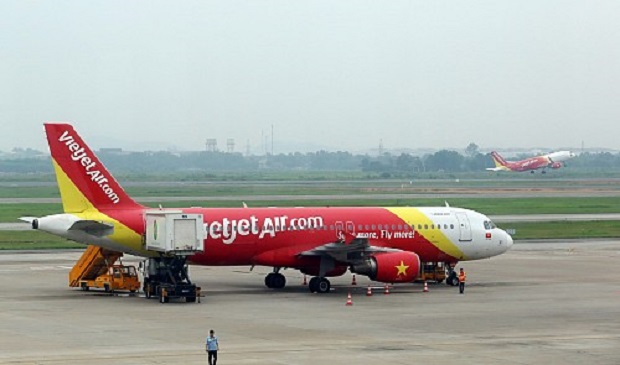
142, 211, 205, 303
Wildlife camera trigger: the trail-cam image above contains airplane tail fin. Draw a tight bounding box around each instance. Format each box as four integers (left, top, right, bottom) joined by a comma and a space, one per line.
490, 151, 509, 168
44, 123, 142, 213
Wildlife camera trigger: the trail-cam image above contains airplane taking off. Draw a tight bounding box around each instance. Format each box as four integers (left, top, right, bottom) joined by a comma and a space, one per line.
486, 150, 576, 173
23, 123, 513, 294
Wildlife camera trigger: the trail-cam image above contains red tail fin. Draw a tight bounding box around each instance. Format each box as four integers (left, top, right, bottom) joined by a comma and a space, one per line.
44, 123, 141, 212
490, 151, 509, 167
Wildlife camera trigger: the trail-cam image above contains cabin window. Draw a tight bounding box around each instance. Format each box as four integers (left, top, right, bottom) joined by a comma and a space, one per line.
398, 224, 402, 230
329, 225, 334, 230
418, 224, 422, 230
450, 224, 455, 229
358, 224, 363, 230
372, 224, 376, 230
424, 224, 428, 230
378, 224, 383, 230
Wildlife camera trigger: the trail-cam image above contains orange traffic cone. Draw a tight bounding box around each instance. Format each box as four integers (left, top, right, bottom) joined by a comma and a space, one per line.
303, 275, 307, 285
366, 285, 373, 296
423, 281, 429, 293
384, 284, 390, 295
351, 274, 357, 286
345, 292, 353, 306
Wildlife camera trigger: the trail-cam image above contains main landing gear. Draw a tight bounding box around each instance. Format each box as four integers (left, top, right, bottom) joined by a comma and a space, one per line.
308, 277, 331, 293
265, 269, 286, 289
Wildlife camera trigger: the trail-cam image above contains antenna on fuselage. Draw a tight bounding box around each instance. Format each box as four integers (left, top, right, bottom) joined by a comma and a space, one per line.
445, 201, 450, 208
242, 202, 248, 208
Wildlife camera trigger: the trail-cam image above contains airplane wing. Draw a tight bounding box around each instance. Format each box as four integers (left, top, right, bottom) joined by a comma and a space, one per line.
298, 236, 402, 264
297, 235, 421, 284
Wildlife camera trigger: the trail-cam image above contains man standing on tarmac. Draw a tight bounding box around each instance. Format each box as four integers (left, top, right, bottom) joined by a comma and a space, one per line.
458, 268, 467, 294
206, 329, 219, 365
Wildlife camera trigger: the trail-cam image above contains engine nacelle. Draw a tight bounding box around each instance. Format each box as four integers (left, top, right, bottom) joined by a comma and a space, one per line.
551, 162, 563, 169
351, 251, 420, 283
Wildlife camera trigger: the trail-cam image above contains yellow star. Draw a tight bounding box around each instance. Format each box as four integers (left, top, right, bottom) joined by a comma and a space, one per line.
395, 260, 409, 276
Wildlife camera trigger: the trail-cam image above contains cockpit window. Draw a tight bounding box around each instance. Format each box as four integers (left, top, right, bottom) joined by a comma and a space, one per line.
483, 220, 497, 230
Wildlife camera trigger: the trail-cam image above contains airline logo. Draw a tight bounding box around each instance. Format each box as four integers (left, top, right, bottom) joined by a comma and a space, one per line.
58, 130, 120, 204
395, 260, 409, 276
206, 215, 325, 244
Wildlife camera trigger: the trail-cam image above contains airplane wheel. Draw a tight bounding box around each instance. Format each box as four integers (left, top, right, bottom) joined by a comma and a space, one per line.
449, 276, 460, 287
273, 273, 286, 289
316, 278, 331, 293
265, 273, 275, 288
104, 284, 110, 293
308, 277, 319, 293
265, 273, 286, 289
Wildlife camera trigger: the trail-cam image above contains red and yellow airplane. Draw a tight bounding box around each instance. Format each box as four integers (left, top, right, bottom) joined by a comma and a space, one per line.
23, 123, 513, 293
487, 150, 575, 173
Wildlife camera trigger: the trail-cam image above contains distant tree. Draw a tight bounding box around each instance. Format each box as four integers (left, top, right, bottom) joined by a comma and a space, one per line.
425, 150, 464, 172
465, 143, 479, 158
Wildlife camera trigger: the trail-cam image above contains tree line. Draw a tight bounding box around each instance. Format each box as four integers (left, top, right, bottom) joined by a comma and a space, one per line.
1, 144, 620, 175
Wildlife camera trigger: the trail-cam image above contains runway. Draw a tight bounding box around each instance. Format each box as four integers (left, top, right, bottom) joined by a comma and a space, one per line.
0, 239, 619, 364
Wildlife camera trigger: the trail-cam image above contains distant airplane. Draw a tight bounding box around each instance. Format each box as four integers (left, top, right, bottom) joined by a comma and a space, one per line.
23, 123, 513, 295
487, 150, 576, 173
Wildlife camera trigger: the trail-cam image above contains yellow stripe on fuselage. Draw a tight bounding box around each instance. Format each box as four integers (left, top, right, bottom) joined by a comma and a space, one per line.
386, 207, 467, 260
52, 159, 144, 253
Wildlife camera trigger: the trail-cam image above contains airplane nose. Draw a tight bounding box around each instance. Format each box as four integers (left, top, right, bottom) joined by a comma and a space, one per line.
506, 232, 513, 250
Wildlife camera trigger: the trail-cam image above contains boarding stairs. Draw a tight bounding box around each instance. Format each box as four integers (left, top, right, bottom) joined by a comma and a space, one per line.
68, 245, 123, 287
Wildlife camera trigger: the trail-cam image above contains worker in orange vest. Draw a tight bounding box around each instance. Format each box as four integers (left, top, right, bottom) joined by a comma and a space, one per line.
458, 268, 467, 294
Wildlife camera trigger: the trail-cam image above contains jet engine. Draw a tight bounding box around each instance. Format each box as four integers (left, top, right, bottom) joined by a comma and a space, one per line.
351, 251, 420, 283
551, 162, 563, 169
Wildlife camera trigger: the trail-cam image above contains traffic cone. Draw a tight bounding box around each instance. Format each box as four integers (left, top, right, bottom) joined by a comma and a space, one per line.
384, 284, 390, 295
351, 274, 357, 286
345, 292, 353, 306
423, 281, 429, 293
366, 285, 373, 296
303, 275, 307, 285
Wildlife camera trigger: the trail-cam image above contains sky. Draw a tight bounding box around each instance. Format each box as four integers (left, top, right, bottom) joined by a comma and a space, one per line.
1, 1, 619, 153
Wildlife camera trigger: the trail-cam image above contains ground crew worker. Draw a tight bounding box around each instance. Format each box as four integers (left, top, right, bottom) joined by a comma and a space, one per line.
206, 329, 219, 365
458, 268, 467, 294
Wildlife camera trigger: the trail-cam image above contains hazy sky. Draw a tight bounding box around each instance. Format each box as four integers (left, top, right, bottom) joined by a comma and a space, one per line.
1, 1, 619, 153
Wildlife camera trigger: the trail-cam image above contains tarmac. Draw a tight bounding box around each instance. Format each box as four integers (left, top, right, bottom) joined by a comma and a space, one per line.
0, 239, 619, 365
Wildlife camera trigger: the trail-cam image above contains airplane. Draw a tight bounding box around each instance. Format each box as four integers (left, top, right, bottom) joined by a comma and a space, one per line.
23, 123, 513, 294
486, 150, 576, 173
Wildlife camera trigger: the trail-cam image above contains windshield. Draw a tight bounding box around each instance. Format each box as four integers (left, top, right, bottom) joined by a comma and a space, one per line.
483, 220, 497, 230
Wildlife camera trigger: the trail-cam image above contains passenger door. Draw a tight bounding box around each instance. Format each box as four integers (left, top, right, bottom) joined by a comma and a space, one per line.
455, 212, 472, 241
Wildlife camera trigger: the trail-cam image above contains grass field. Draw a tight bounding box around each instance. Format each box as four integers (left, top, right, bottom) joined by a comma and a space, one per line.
0, 230, 83, 250
502, 220, 620, 240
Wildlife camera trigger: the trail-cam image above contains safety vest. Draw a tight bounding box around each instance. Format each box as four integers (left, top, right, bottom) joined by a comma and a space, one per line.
458, 272, 466, 283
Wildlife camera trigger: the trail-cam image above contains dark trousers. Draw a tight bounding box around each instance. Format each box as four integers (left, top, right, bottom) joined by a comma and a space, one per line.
459, 282, 465, 294
208, 350, 218, 365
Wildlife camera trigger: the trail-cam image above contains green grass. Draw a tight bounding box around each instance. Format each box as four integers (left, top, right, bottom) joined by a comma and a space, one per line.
0, 203, 63, 222
0, 230, 84, 250
502, 220, 620, 240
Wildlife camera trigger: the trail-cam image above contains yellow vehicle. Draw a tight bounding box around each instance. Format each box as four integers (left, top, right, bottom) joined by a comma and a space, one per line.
69, 245, 140, 293
416, 262, 448, 283
80, 265, 140, 293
